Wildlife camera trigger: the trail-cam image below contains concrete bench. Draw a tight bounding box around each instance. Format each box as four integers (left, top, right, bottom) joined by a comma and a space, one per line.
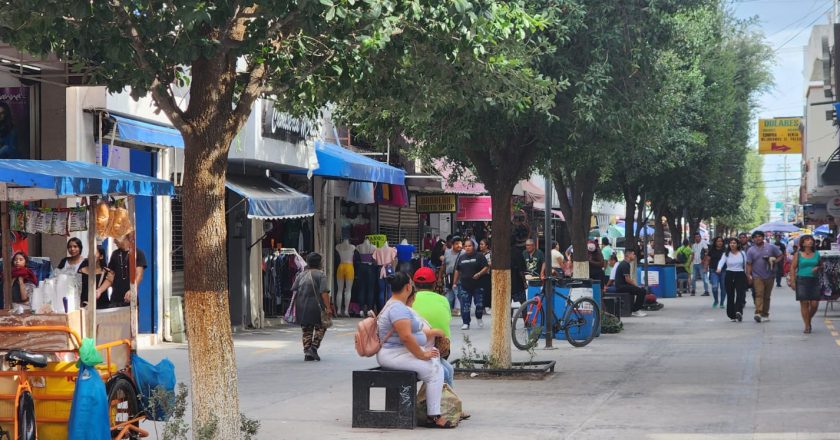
352, 368, 418, 429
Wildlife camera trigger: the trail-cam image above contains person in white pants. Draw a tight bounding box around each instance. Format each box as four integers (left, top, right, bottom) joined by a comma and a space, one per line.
376, 272, 453, 428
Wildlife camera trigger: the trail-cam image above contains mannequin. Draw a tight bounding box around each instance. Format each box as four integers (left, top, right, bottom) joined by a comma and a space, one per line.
356, 239, 377, 316
335, 239, 356, 317
373, 241, 398, 307
396, 239, 416, 274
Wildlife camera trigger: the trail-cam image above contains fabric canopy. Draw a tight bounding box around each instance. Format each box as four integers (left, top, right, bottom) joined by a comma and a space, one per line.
225, 174, 315, 220
532, 201, 565, 221
288, 141, 405, 185
433, 159, 486, 194
456, 196, 492, 221
751, 221, 800, 233
112, 114, 184, 149
0, 160, 175, 198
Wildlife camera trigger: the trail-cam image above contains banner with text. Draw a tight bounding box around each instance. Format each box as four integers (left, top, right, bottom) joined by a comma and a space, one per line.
416, 194, 457, 213
758, 118, 802, 154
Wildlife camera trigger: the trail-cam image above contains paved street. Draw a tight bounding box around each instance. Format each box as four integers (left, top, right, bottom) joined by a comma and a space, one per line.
139, 285, 840, 439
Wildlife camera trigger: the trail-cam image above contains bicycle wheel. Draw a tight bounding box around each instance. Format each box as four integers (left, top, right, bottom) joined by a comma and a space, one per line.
511, 299, 544, 350
17, 391, 36, 440
107, 377, 140, 439
563, 297, 600, 348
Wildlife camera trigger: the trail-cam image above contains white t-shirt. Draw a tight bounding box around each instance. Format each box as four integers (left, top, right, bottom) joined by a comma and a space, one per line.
691, 242, 707, 265
717, 251, 746, 272
551, 249, 564, 269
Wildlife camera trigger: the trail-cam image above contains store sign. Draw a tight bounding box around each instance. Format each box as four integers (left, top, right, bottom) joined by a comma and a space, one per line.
416, 194, 457, 213
0, 87, 31, 159
456, 196, 492, 221
758, 118, 802, 154
366, 234, 388, 247
262, 103, 320, 144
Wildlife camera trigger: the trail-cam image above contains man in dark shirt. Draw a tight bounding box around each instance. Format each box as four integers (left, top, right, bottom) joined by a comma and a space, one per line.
614, 249, 647, 317
108, 236, 148, 308
522, 239, 546, 279
453, 239, 489, 330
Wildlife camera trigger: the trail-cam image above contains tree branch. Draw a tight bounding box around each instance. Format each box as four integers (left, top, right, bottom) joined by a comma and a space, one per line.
108, 0, 187, 130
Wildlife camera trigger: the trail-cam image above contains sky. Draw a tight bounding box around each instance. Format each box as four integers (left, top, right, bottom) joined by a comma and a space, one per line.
732, 0, 835, 221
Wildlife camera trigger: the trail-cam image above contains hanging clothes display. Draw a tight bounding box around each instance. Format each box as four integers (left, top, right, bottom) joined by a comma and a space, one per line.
262, 250, 307, 317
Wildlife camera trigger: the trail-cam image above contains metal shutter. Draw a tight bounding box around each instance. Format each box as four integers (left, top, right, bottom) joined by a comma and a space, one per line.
378, 195, 421, 247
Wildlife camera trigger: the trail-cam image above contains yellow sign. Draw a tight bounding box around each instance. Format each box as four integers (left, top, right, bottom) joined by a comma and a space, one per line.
758, 118, 802, 154
366, 234, 387, 247
416, 194, 457, 213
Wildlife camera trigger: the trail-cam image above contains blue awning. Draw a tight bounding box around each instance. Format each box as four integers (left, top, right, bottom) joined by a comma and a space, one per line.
0, 160, 175, 198
288, 141, 405, 185
225, 174, 314, 220
111, 114, 184, 149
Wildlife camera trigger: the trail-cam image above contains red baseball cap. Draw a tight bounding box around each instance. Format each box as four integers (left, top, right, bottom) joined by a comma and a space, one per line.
413, 267, 436, 284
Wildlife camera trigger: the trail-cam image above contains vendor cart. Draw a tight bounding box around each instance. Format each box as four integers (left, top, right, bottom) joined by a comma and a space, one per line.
0, 159, 174, 440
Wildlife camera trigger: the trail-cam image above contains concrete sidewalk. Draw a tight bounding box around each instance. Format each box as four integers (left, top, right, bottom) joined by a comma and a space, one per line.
138, 286, 840, 439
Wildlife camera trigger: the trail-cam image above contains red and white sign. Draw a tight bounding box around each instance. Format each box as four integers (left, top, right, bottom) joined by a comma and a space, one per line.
456, 196, 492, 221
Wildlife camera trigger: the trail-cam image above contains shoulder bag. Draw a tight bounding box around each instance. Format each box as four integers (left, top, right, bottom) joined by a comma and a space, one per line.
313, 271, 333, 329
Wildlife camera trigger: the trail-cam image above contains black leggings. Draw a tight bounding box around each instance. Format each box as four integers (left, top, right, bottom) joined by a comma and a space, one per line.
724, 271, 747, 319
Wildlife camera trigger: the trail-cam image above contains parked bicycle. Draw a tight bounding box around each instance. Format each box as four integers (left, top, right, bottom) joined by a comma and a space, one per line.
511, 277, 600, 349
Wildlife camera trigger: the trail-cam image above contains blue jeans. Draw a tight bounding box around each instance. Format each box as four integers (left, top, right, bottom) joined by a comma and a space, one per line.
691, 264, 708, 293
709, 271, 723, 303
459, 287, 484, 325
445, 279, 461, 310
358, 264, 377, 309
441, 358, 454, 388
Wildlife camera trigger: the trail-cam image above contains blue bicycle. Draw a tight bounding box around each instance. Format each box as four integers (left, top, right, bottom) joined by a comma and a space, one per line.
511, 278, 600, 349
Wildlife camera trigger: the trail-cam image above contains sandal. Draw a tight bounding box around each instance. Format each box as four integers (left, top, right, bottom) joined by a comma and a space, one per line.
804, 327, 812, 334
460, 412, 471, 420
425, 416, 455, 429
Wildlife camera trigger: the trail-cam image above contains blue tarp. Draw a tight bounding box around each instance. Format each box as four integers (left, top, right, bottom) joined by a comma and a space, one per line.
0, 160, 175, 197
225, 174, 315, 219
112, 114, 184, 149
288, 141, 405, 185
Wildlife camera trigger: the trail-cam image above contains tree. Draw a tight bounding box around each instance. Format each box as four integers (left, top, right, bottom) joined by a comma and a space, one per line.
332, 0, 585, 367
0, 1, 495, 436
716, 150, 769, 233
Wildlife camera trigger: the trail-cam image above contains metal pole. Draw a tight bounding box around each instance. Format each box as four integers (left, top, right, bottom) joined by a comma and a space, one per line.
88, 196, 98, 339
544, 168, 553, 349
643, 196, 649, 290
1, 198, 12, 310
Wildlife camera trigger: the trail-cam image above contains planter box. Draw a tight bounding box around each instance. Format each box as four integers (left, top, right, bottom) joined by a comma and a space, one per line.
451, 359, 555, 380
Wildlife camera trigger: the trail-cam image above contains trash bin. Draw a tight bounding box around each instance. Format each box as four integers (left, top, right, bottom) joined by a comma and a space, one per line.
525, 278, 600, 340
636, 264, 677, 298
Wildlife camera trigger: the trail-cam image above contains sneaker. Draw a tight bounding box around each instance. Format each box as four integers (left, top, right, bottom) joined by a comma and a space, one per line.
453, 309, 461, 317
485, 308, 492, 315
712, 302, 718, 308
735, 312, 742, 322
754, 314, 762, 323
511, 301, 522, 308
477, 319, 484, 328
691, 292, 696, 296
702, 292, 710, 296
311, 348, 321, 361
631, 311, 647, 317
731, 318, 737, 322
762, 317, 770, 322
461, 324, 469, 330
719, 304, 725, 309
304, 349, 316, 361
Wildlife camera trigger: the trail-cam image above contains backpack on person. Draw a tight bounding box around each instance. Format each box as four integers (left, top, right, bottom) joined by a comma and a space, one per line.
676, 249, 687, 265
354, 305, 396, 357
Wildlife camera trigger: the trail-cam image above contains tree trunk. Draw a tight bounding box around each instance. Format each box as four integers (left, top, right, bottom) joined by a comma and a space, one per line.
182, 131, 241, 439
622, 185, 637, 252
653, 205, 666, 264
555, 170, 596, 280
488, 191, 514, 368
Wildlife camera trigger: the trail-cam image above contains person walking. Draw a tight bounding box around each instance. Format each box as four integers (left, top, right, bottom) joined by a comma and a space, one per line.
707, 237, 727, 309
690, 232, 709, 296
478, 238, 492, 315
442, 236, 464, 316
717, 238, 748, 322
746, 231, 782, 323
775, 240, 786, 287
453, 239, 489, 330
292, 253, 332, 361
789, 235, 822, 333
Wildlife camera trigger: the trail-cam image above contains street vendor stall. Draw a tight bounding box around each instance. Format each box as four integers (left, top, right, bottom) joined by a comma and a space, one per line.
0, 159, 174, 439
